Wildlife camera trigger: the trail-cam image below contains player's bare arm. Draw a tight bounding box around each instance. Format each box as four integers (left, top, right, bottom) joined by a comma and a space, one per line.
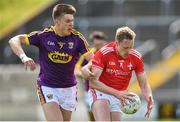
9, 35, 36, 71
136, 72, 154, 118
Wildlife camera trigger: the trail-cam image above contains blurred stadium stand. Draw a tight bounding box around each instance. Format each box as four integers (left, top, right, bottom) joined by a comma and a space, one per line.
0, 0, 180, 120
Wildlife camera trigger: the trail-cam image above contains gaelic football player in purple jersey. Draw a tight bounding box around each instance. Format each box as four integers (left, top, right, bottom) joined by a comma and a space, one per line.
9, 4, 92, 121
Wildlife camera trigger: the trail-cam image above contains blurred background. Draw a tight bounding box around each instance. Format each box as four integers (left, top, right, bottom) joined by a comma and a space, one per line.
0, 0, 180, 121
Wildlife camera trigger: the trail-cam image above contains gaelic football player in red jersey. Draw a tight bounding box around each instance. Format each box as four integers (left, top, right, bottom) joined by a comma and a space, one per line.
82, 26, 154, 121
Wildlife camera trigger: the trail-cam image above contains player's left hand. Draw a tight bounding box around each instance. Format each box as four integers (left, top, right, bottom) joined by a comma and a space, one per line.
23, 58, 36, 71
145, 96, 154, 118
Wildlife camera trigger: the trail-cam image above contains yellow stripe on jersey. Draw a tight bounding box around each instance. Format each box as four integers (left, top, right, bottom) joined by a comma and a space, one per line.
29, 27, 53, 36
37, 27, 53, 35
37, 85, 46, 105
28, 31, 39, 37
75, 48, 96, 68
25, 28, 53, 45
24, 34, 30, 45
43, 27, 53, 32
75, 54, 85, 69
83, 48, 96, 57
50, 26, 57, 34
72, 29, 90, 52
79, 34, 90, 52
25, 31, 39, 45
90, 47, 97, 53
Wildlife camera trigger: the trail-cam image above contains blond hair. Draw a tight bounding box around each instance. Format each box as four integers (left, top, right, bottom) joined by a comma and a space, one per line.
115, 26, 136, 42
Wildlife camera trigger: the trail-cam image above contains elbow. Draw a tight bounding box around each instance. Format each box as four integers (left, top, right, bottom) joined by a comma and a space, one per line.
9, 37, 17, 48
9, 38, 14, 45
9, 36, 18, 45
9, 35, 25, 45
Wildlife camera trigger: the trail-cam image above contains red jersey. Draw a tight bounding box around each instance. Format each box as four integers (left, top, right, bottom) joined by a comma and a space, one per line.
92, 42, 144, 91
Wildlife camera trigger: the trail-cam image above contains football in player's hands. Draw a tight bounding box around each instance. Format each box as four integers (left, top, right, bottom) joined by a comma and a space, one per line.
120, 92, 141, 114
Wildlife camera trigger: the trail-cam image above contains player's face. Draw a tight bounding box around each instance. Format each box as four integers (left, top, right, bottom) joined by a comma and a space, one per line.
117, 39, 134, 57
56, 14, 74, 36
93, 39, 106, 51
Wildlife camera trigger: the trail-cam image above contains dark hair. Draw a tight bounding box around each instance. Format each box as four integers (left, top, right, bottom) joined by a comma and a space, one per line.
52, 4, 76, 20
89, 31, 106, 42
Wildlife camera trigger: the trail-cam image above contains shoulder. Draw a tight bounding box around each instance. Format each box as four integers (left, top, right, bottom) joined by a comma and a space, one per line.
40, 27, 54, 35
129, 49, 142, 59
99, 42, 115, 56
28, 27, 54, 37
72, 29, 86, 40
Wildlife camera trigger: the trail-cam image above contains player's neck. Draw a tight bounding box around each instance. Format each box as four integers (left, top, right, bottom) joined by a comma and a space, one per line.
116, 46, 128, 59
119, 51, 128, 59
54, 25, 68, 37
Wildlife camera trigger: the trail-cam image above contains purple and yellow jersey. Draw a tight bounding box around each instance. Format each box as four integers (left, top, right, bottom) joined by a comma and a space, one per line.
25, 26, 90, 88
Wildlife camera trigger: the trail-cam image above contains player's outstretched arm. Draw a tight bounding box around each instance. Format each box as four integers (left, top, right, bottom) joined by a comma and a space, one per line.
136, 72, 154, 118
9, 35, 36, 71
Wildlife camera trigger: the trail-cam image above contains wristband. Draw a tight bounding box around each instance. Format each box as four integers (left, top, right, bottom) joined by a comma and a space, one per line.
19, 54, 31, 62
19, 54, 27, 60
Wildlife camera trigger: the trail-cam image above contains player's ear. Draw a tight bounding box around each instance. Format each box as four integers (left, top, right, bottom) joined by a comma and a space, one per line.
54, 17, 61, 24
54, 18, 59, 24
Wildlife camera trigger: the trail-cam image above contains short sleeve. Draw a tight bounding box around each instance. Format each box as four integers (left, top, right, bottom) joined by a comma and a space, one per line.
25, 31, 41, 47
92, 51, 105, 69
135, 57, 145, 74
78, 34, 90, 55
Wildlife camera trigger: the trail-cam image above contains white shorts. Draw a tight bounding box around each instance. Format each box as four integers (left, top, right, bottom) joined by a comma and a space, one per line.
87, 89, 122, 113
37, 85, 77, 111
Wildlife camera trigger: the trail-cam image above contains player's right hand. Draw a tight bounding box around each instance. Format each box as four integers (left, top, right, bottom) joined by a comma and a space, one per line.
81, 63, 95, 80
20, 55, 36, 71
115, 91, 135, 106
